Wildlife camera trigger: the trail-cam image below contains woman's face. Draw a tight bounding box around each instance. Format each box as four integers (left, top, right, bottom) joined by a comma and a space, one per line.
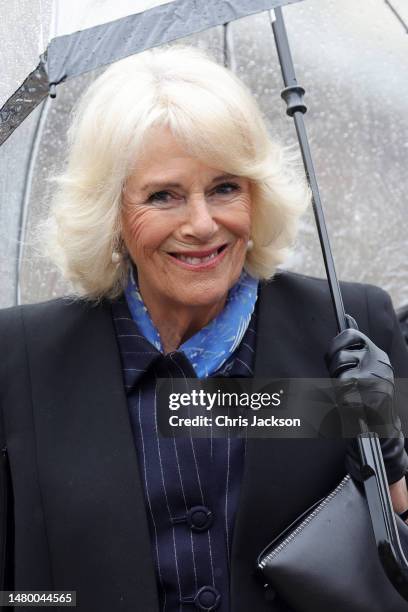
121, 127, 252, 312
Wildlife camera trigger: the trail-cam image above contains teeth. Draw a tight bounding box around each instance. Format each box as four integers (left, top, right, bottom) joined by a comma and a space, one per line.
175, 251, 218, 264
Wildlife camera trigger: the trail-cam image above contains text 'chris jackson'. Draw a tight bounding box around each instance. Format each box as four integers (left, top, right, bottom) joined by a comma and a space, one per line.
168, 414, 301, 428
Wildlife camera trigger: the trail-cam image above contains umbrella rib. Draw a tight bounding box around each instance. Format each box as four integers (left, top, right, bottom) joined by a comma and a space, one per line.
384, 0, 408, 34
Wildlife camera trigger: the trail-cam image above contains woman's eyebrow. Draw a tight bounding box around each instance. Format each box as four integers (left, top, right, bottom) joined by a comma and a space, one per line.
140, 181, 182, 193
210, 173, 239, 183
140, 173, 239, 193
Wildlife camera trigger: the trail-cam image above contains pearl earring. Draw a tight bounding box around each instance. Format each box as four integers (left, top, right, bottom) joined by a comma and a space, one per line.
247, 239, 254, 251
111, 251, 122, 264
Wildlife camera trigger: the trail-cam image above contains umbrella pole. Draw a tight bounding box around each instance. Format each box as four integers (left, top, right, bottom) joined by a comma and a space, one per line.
270, 6, 408, 600
270, 7, 347, 334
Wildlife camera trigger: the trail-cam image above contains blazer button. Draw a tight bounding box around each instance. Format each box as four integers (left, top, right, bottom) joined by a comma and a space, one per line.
187, 505, 213, 532
194, 585, 221, 610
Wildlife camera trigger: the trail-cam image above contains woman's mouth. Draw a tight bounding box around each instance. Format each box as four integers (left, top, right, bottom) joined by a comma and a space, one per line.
167, 244, 229, 269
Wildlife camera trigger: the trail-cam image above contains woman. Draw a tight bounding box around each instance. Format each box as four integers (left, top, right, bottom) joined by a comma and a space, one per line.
1, 46, 408, 612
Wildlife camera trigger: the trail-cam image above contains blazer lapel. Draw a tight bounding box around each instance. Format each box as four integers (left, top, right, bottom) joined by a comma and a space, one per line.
26, 298, 159, 611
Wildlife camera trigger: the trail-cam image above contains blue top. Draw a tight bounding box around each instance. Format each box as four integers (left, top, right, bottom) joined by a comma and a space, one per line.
124, 267, 258, 377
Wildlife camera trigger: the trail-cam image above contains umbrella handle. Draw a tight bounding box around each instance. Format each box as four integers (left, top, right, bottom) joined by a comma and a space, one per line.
270, 6, 408, 601
358, 432, 408, 600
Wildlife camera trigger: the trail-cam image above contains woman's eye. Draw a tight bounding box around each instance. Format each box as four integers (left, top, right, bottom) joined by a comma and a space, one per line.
146, 190, 174, 204
213, 182, 240, 196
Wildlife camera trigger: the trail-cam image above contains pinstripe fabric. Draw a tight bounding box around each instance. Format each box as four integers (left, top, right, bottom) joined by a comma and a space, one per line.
112, 297, 256, 612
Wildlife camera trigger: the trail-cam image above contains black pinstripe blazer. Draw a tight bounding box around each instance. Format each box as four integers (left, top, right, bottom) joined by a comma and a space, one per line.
1, 271, 408, 611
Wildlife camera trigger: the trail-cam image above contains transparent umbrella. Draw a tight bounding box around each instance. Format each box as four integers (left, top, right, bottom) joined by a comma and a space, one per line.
0, 0, 407, 316
1, 0, 408, 605
0, 0, 306, 146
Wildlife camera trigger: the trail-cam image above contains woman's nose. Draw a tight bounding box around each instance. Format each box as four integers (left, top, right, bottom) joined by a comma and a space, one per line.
179, 196, 218, 242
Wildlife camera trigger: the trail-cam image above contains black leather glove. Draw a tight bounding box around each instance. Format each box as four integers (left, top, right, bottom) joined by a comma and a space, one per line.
326, 327, 408, 484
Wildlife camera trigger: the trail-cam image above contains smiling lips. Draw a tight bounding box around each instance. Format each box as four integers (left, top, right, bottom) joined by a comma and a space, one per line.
168, 243, 229, 269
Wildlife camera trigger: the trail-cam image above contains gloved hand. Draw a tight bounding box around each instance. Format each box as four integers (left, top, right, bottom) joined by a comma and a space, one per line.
326, 327, 408, 484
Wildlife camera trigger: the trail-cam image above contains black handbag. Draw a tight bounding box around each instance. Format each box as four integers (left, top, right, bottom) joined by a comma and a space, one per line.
257, 473, 408, 612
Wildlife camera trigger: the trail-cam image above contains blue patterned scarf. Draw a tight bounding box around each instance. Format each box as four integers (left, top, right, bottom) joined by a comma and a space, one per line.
124, 266, 258, 377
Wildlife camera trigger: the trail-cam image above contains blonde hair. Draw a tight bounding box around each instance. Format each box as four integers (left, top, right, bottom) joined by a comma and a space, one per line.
41, 45, 310, 300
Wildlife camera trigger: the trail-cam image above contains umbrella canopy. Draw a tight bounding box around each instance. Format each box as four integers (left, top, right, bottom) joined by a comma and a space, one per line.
0, 0, 304, 146
0, 0, 407, 311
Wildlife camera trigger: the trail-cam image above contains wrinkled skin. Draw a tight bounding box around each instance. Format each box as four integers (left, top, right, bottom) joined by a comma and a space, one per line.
121, 126, 252, 350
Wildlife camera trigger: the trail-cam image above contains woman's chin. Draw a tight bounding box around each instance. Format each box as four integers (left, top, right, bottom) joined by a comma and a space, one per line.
168, 285, 230, 311
161, 269, 244, 312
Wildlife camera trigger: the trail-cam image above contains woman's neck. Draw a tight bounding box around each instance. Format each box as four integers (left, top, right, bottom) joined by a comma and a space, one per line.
138, 283, 227, 354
